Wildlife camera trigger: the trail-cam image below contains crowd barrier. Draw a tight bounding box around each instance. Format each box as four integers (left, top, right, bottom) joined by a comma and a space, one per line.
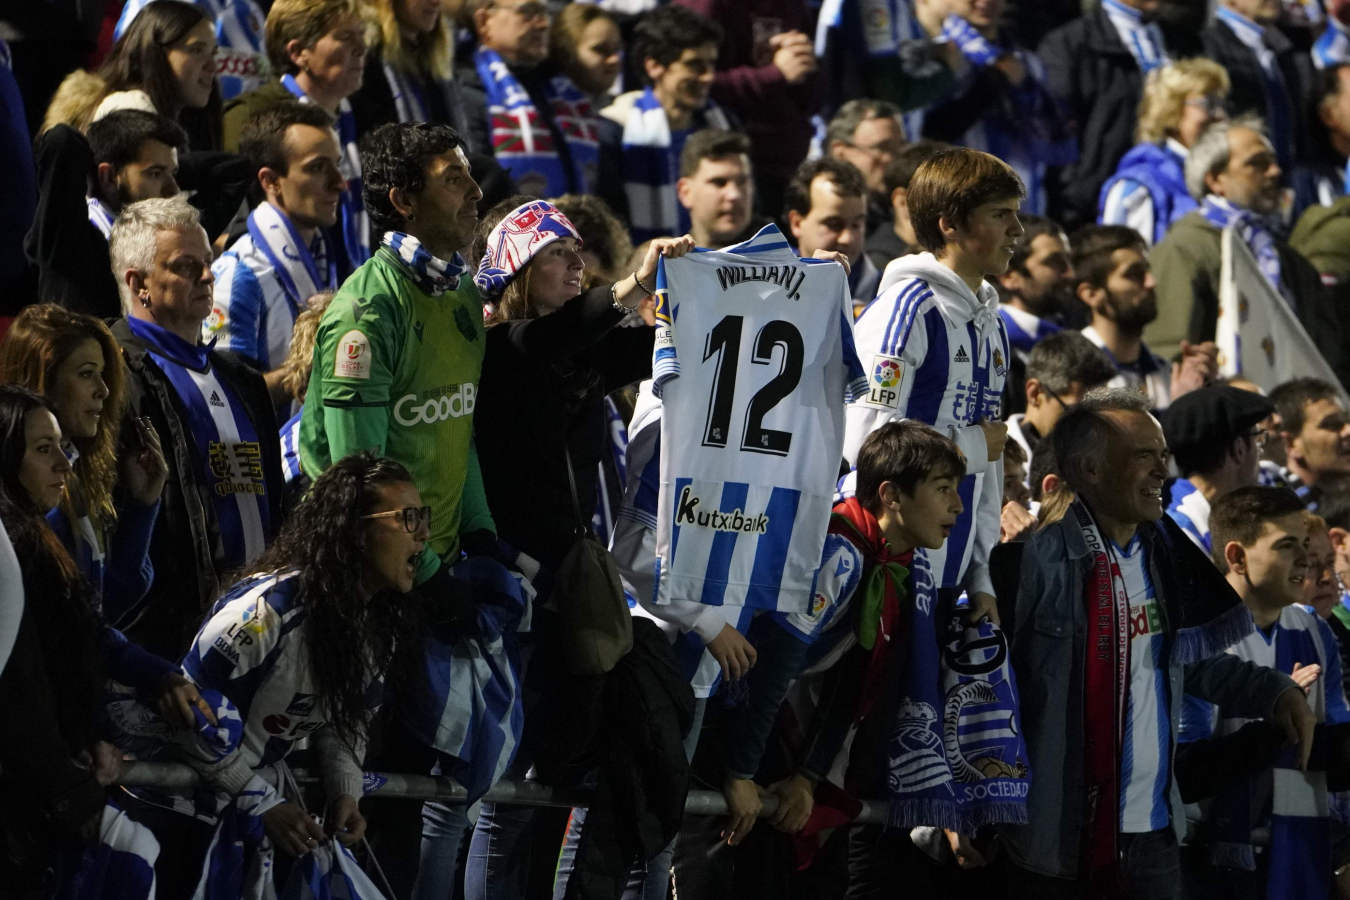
118, 762, 890, 824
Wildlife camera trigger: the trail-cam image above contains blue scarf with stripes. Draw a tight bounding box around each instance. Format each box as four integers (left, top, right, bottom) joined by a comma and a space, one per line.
1200, 194, 1288, 307
380, 231, 466, 296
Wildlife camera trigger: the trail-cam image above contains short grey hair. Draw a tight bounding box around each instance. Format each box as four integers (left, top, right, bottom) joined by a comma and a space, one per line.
1078, 386, 1151, 414
109, 196, 204, 315
826, 98, 905, 149
1183, 114, 1267, 200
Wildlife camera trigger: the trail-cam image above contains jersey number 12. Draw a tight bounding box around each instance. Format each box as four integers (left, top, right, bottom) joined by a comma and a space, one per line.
701, 314, 803, 456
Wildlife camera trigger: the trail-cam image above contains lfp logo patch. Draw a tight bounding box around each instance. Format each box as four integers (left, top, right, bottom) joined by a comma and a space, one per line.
867, 355, 904, 409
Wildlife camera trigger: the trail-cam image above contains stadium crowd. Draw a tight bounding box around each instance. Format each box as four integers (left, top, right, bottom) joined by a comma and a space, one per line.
8, 0, 1350, 897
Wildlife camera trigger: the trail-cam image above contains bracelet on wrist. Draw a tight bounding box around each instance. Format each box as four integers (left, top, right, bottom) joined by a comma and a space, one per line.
609, 282, 633, 314
633, 271, 654, 295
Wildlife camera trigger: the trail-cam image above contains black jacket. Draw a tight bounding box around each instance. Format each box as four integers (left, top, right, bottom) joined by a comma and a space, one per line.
475, 285, 653, 573
1037, 8, 1198, 229
563, 619, 694, 900
1201, 17, 1314, 169
112, 317, 283, 658
25, 125, 121, 319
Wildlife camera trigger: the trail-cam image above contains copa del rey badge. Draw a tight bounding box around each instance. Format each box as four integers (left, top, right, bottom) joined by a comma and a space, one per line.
335, 329, 371, 380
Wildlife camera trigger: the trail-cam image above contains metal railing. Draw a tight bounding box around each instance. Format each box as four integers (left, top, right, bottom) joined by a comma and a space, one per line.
118, 761, 890, 824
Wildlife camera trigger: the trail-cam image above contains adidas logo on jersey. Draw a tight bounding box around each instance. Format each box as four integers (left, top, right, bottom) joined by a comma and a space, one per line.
208, 390, 225, 408
954, 346, 970, 364
675, 485, 770, 534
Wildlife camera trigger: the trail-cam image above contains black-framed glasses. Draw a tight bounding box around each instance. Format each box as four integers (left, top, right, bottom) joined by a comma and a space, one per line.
362, 505, 431, 533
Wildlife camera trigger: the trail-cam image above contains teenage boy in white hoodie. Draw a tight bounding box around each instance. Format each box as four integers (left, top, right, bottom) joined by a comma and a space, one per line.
843, 147, 1026, 623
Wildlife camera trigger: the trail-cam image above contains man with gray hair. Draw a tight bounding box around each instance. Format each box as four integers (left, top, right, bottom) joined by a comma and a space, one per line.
825, 98, 906, 228
109, 196, 283, 658
1145, 117, 1348, 385
1006, 385, 1313, 897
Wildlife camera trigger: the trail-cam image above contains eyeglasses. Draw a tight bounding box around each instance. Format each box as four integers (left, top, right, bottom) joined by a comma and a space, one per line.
846, 139, 905, 159
1184, 95, 1227, 116
362, 505, 432, 533
1041, 383, 1073, 410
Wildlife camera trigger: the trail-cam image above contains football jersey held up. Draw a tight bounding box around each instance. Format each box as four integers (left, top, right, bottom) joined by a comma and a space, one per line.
651, 225, 867, 613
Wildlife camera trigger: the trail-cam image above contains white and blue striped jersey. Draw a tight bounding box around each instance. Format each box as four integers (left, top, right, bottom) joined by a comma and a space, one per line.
1117, 536, 1172, 833
1100, 178, 1159, 248
650, 225, 867, 614
1082, 324, 1171, 410
206, 202, 334, 371
115, 0, 269, 101
614, 385, 864, 695
280, 410, 302, 483
128, 317, 271, 572
1166, 478, 1212, 552
843, 253, 1007, 595
182, 570, 374, 801
1315, 17, 1350, 69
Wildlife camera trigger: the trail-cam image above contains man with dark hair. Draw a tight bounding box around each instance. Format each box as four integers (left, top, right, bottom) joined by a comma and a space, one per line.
598, 4, 731, 243
1161, 384, 1275, 551
866, 139, 949, 271
1072, 223, 1215, 410
301, 122, 494, 575
210, 101, 345, 404
846, 147, 1026, 623
1008, 387, 1311, 897
460, 0, 599, 199
1006, 330, 1117, 474
997, 215, 1072, 357
1183, 485, 1350, 899
25, 109, 188, 318
1270, 378, 1350, 499
826, 98, 907, 228
675, 128, 756, 249
1147, 119, 1347, 385
784, 156, 874, 313
672, 0, 819, 218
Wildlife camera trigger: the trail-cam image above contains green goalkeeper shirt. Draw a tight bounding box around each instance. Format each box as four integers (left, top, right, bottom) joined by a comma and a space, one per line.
299, 246, 494, 578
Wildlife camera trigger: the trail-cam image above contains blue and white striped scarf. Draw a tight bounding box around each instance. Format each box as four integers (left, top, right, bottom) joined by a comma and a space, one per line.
57, 800, 161, 900
887, 551, 1030, 832
246, 200, 335, 312
88, 196, 116, 239
400, 556, 531, 802
380, 231, 466, 296
279, 410, 302, 484
938, 15, 1077, 213
1200, 194, 1288, 306
1101, 0, 1168, 74
619, 87, 729, 243
280, 74, 369, 271
473, 47, 599, 197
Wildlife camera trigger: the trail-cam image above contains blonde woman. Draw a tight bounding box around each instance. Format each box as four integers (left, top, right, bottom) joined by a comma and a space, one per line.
347, 0, 469, 136
1098, 58, 1231, 246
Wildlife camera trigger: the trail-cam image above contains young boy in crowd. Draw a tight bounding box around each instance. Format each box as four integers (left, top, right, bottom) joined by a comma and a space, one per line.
1181, 486, 1350, 898
843, 147, 1026, 622
775, 419, 1027, 894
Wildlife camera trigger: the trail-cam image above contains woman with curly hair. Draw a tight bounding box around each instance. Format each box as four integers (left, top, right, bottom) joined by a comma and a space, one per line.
0, 304, 169, 626
0, 385, 209, 893
181, 451, 427, 861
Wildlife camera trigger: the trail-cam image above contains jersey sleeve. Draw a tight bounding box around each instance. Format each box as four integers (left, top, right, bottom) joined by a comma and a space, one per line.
832, 263, 869, 402
209, 253, 265, 365
771, 533, 864, 643
458, 438, 496, 537
312, 290, 401, 461
963, 457, 1001, 599
1099, 179, 1157, 247
843, 280, 932, 465
650, 256, 679, 395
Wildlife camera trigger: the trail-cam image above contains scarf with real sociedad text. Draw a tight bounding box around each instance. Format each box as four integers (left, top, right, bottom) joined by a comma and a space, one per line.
280, 74, 370, 270
1074, 499, 1253, 886
474, 47, 598, 198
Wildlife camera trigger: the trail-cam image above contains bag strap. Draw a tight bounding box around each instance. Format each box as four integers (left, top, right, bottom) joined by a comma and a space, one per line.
561, 441, 588, 535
